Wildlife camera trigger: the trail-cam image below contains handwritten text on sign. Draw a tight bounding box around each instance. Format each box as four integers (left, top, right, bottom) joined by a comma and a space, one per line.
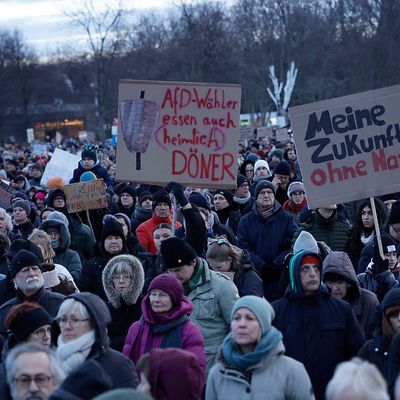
64, 179, 108, 213
116, 81, 241, 188
289, 84, 400, 207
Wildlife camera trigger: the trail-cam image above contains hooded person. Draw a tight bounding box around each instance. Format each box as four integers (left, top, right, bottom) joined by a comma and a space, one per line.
272, 250, 365, 400
123, 273, 206, 376
40, 211, 82, 282
206, 295, 314, 400
358, 288, 400, 384
78, 215, 127, 301
136, 190, 181, 254
136, 348, 204, 400
55, 292, 138, 389
322, 251, 379, 338
102, 254, 145, 352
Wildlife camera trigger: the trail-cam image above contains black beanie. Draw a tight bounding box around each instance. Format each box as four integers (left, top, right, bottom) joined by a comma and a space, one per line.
101, 215, 124, 243
152, 190, 172, 210
388, 201, 400, 225
13, 200, 31, 216
213, 189, 234, 206
255, 180, 276, 198
382, 288, 400, 312
379, 233, 397, 254
189, 192, 210, 210
160, 237, 197, 269
81, 144, 98, 162
9, 307, 52, 342
7, 239, 44, 264
273, 160, 291, 176
138, 191, 153, 205
11, 249, 42, 278
237, 174, 249, 187
120, 185, 136, 200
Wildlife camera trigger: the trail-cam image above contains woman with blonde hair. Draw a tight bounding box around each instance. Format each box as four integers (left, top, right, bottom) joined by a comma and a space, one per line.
0, 207, 19, 241
206, 236, 263, 297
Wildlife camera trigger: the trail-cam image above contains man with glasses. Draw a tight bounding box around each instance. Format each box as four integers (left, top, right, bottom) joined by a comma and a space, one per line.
0, 249, 64, 338
6, 342, 65, 400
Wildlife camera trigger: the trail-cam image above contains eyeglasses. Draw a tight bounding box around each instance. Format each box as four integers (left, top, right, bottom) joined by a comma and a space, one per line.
57, 317, 89, 327
13, 374, 53, 389
387, 310, 400, 319
112, 274, 132, 282
31, 326, 51, 338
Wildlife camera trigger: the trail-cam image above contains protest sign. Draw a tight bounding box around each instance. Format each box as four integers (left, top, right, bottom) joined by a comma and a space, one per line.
275, 127, 290, 142
40, 148, 81, 187
0, 181, 13, 209
116, 80, 242, 188
289, 84, 400, 208
64, 179, 108, 213
32, 143, 47, 156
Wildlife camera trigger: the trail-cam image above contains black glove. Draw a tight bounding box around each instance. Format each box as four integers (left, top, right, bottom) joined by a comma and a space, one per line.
165, 181, 189, 207
372, 238, 389, 275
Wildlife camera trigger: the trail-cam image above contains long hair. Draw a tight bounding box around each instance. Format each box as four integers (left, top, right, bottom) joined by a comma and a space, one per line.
206, 236, 243, 272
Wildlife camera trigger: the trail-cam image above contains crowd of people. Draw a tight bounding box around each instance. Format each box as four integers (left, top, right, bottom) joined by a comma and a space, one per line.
1, 136, 400, 399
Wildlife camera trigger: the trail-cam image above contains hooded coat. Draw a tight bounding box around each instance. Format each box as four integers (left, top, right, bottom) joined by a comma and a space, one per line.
102, 255, 144, 351
272, 251, 365, 400
123, 290, 206, 376
40, 217, 82, 282
64, 292, 138, 389
322, 251, 379, 338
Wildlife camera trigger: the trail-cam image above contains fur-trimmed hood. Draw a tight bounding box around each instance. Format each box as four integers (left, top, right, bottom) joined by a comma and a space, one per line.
102, 254, 145, 308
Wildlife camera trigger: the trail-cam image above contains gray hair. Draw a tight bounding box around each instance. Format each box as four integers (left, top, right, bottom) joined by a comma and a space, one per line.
0, 207, 13, 232
6, 342, 65, 397
56, 298, 90, 320
326, 357, 389, 400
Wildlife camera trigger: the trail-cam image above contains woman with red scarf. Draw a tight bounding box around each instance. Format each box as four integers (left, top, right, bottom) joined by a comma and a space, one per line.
282, 182, 308, 223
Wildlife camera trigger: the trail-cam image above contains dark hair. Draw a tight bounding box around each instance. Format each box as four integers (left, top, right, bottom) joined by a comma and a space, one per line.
354, 198, 388, 235
153, 223, 172, 233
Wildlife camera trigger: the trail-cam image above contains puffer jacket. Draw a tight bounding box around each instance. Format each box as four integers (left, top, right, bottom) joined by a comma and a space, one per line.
123, 290, 206, 376
206, 341, 315, 400
65, 292, 138, 389
322, 251, 379, 338
186, 258, 239, 373
102, 254, 145, 351
40, 216, 82, 282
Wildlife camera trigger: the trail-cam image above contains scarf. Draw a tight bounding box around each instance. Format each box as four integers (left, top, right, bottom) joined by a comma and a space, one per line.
360, 232, 374, 245
183, 261, 204, 295
57, 331, 96, 374
222, 327, 283, 371
256, 203, 274, 220
282, 198, 307, 213
233, 193, 251, 205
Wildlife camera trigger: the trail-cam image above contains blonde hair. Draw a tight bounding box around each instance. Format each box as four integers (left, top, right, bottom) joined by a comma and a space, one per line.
0, 207, 13, 232
28, 229, 55, 264
206, 236, 243, 272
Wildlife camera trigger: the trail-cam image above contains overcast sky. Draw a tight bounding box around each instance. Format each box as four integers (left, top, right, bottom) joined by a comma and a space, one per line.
0, 0, 174, 56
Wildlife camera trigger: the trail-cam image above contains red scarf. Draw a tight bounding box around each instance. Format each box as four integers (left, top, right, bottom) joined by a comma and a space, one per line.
282, 197, 307, 213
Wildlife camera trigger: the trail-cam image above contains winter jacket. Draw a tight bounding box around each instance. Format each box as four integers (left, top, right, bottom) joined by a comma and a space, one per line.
272, 288, 364, 400
186, 258, 239, 372
131, 203, 152, 233
214, 206, 241, 236
110, 201, 135, 220
136, 213, 181, 254
206, 341, 315, 400
322, 251, 379, 338
0, 288, 64, 338
40, 218, 82, 282
66, 292, 138, 389
70, 162, 114, 193
102, 254, 144, 352
294, 209, 352, 252
233, 253, 263, 298
12, 220, 35, 239
123, 294, 206, 377
237, 201, 298, 301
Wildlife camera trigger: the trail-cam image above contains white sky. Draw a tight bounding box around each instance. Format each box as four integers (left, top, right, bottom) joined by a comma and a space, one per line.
0, 0, 177, 56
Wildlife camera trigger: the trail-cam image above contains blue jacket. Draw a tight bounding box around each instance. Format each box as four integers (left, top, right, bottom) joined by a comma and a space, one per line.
70, 162, 114, 193
237, 201, 297, 300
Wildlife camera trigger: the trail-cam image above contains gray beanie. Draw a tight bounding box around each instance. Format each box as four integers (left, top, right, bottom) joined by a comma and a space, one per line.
293, 231, 319, 255
255, 180, 275, 199
287, 181, 306, 197
13, 200, 31, 216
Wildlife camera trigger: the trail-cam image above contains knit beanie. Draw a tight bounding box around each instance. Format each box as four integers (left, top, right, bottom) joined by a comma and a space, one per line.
11, 191, 29, 202
380, 233, 397, 254
273, 160, 291, 176
81, 144, 98, 162
382, 288, 400, 312
120, 185, 137, 200
293, 231, 319, 255
255, 180, 275, 199
11, 249, 43, 278
148, 274, 184, 306
188, 192, 210, 210
160, 237, 197, 269
287, 181, 306, 197
9, 306, 52, 343
388, 201, 400, 224
101, 215, 124, 243
152, 190, 172, 210
7, 239, 44, 264
231, 296, 275, 335
236, 174, 249, 187
13, 200, 31, 216
254, 160, 271, 174
246, 153, 259, 162
138, 191, 153, 205
213, 189, 234, 206
270, 149, 283, 160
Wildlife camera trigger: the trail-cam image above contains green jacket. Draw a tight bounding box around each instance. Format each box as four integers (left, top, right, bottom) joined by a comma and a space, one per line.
187, 258, 239, 373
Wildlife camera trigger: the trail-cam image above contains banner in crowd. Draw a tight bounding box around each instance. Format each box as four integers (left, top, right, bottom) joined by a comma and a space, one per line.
0, 181, 13, 209
64, 179, 108, 213
116, 80, 242, 188
40, 148, 80, 187
289, 84, 400, 208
